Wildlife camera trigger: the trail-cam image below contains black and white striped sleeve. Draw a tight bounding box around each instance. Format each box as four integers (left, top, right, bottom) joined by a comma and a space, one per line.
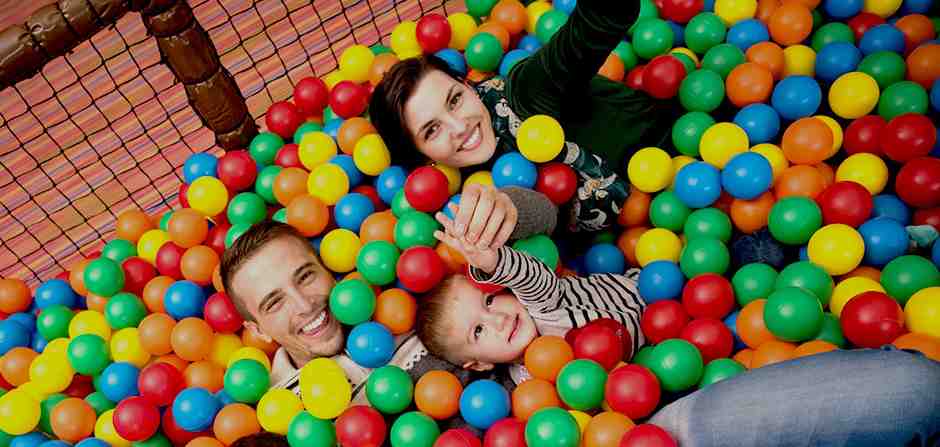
560, 273, 647, 355
469, 246, 564, 311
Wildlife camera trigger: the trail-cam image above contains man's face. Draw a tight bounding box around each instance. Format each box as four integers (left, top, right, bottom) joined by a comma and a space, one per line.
230, 236, 344, 364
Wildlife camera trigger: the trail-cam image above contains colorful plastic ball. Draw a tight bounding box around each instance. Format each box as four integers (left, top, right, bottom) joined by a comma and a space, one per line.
649, 191, 691, 231
678, 68, 725, 112
555, 359, 607, 411
824, 0, 863, 18
183, 153, 218, 184
222, 359, 269, 404
857, 217, 908, 267
700, 123, 749, 169
681, 273, 735, 319
776, 261, 833, 308
636, 228, 683, 266
896, 157, 940, 208
816, 181, 873, 227
768, 197, 821, 245
99, 362, 139, 403
396, 246, 445, 293
138, 361, 184, 407
37, 305, 72, 342
265, 101, 303, 140
581, 243, 625, 275
331, 406, 385, 447
721, 152, 773, 200
858, 51, 906, 89
807, 224, 865, 276
859, 24, 904, 55
733, 103, 779, 144
394, 211, 439, 250
680, 238, 731, 277
904, 287, 940, 338
764, 287, 824, 342
293, 77, 328, 116
112, 396, 160, 442
878, 81, 929, 120
254, 389, 303, 435
673, 162, 722, 208
319, 229, 361, 273
881, 113, 936, 163
347, 322, 394, 368
250, 132, 285, 167
533, 162, 577, 206
685, 13, 727, 54
631, 18, 674, 59
643, 55, 687, 99
671, 112, 715, 157
628, 148, 674, 192
840, 291, 905, 348
162, 280, 206, 320
781, 44, 815, 78
714, 0, 756, 25
680, 317, 734, 362
521, 407, 578, 447
647, 338, 704, 392
730, 263, 776, 308
187, 177, 229, 217
906, 44, 940, 89
771, 76, 821, 120
834, 153, 888, 195
457, 379, 510, 430
172, 388, 220, 432
768, 2, 812, 45
328, 279, 376, 326
403, 166, 450, 213
286, 411, 334, 447
35, 279, 78, 310
465, 33, 504, 72
491, 152, 538, 189
829, 72, 880, 119
363, 365, 413, 415
517, 115, 564, 163
619, 424, 677, 447
812, 23, 856, 53
815, 42, 862, 83
871, 194, 910, 224
331, 193, 373, 232
0, 389, 40, 435
638, 261, 685, 303
882, 255, 940, 306
702, 43, 746, 79
727, 19, 768, 51
69, 310, 111, 342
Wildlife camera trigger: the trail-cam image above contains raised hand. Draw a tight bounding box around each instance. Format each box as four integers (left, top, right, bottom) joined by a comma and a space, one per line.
448, 183, 518, 249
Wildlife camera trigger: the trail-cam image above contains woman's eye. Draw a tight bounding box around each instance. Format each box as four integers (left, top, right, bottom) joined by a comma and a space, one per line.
426, 123, 439, 140
473, 325, 483, 339
450, 92, 462, 108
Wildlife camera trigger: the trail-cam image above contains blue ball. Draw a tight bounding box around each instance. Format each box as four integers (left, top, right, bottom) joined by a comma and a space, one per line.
932, 240, 940, 267
859, 217, 909, 266
30, 331, 46, 353
771, 76, 822, 120
799, 245, 809, 261
899, 0, 931, 13
163, 280, 206, 320
459, 379, 511, 430
674, 162, 722, 208
518, 35, 543, 53
183, 153, 218, 184
324, 118, 343, 140
499, 49, 532, 77
815, 42, 862, 83
668, 21, 686, 47
554, 0, 577, 14
931, 79, 939, 113
871, 194, 910, 224
99, 362, 140, 402
727, 19, 769, 51
34, 279, 77, 309
823, 0, 863, 19
39, 441, 70, 447
310, 236, 323, 253
172, 388, 222, 432
638, 261, 685, 302
75, 439, 111, 447
733, 103, 780, 144
859, 24, 905, 55
376, 166, 408, 205
347, 322, 395, 368
492, 152, 538, 189
11, 433, 48, 447
703, 0, 715, 11
723, 310, 747, 351
584, 243, 626, 274
435, 48, 468, 76
330, 154, 363, 187
8, 312, 36, 333
0, 320, 29, 355
443, 194, 461, 220
721, 152, 773, 200
335, 193, 375, 232
216, 389, 236, 406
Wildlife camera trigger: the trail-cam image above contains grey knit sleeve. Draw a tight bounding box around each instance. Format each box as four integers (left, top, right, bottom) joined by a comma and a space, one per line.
501, 186, 558, 240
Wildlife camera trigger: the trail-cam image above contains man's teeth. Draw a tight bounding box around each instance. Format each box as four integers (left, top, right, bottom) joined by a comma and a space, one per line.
301, 311, 327, 333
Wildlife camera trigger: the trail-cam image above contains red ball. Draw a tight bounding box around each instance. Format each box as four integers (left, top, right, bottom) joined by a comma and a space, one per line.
404, 166, 451, 212
330, 81, 370, 119
642, 55, 686, 99
816, 181, 873, 227
397, 246, 446, 293
844, 115, 886, 155
275, 143, 303, 169
351, 185, 387, 212
880, 113, 937, 162
619, 424, 678, 447
335, 405, 387, 447
203, 292, 243, 333
626, 64, 646, 90
162, 408, 208, 445
896, 157, 940, 208
848, 12, 886, 40
139, 362, 185, 407
660, 0, 703, 23
178, 183, 190, 208
266, 101, 304, 139
155, 242, 185, 279
913, 207, 940, 231
63, 374, 94, 398
435, 428, 482, 447
122, 257, 156, 296
113, 396, 161, 441
679, 318, 734, 363
585, 318, 634, 358
573, 324, 624, 370
294, 77, 330, 116
205, 223, 230, 257
840, 291, 905, 348
640, 300, 689, 344
681, 274, 735, 320
417, 13, 452, 54
217, 150, 258, 192
55, 270, 70, 282
604, 364, 661, 420
536, 162, 578, 205
465, 265, 504, 294
483, 418, 526, 447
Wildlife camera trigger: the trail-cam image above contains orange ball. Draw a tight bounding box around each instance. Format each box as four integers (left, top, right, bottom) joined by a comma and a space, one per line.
171, 317, 214, 362
212, 264, 224, 293
369, 53, 400, 85
841, 266, 881, 283
273, 167, 309, 206
181, 245, 219, 286
154, 354, 190, 373
782, 118, 833, 165
738, 299, 777, 349
618, 226, 650, 267
477, 22, 511, 51
814, 162, 835, 188
892, 333, 940, 362
69, 259, 91, 297
168, 209, 209, 249
50, 397, 97, 442
116, 210, 154, 243
619, 188, 651, 227
414, 370, 463, 420
751, 340, 796, 368
286, 194, 329, 237
184, 360, 225, 392
524, 336, 575, 382
726, 62, 774, 107
746, 41, 785, 80
756, 0, 780, 21
85, 293, 109, 313
732, 348, 754, 369
774, 165, 827, 199
337, 117, 377, 155
730, 191, 776, 234
490, 0, 528, 35
788, 0, 820, 11
186, 437, 224, 447
583, 412, 635, 447
905, 43, 940, 89
0, 278, 30, 314
142, 276, 174, 313
768, 2, 812, 46
1, 347, 37, 386
793, 340, 837, 358
139, 312, 176, 356
360, 210, 397, 244
598, 54, 626, 82
896, 15, 936, 53
242, 329, 279, 356
374, 288, 417, 335
436, 242, 468, 274
512, 378, 561, 421
467, 69, 492, 82
213, 403, 261, 446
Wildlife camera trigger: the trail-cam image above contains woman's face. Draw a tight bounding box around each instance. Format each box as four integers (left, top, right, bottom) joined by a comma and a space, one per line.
403, 70, 498, 168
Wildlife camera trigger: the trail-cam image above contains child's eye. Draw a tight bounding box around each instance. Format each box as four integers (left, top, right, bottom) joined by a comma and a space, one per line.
473, 325, 483, 339
485, 295, 494, 306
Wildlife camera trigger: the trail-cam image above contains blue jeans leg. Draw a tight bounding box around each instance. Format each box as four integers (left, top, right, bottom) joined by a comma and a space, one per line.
648, 346, 940, 447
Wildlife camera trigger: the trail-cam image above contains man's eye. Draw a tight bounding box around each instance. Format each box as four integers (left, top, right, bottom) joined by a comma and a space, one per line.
473, 325, 483, 339
485, 295, 494, 306
299, 270, 314, 284
265, 297, 283, 313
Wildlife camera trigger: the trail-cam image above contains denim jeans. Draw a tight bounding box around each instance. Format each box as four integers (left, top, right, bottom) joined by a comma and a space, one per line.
649, 346, 940, 446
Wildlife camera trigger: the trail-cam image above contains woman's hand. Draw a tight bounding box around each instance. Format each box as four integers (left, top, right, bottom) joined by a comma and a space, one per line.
439, 183, 518, 249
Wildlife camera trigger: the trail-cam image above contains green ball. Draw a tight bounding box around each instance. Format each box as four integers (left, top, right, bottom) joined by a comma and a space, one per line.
637, 0, 660, 23
104, 292, 147, 330
394, 211, 440, 250
679, 69, 725, 112
672, 52, 698, 75
634, 345, 656, 370
775, 261, 833, 307
685, 13, 727, 55
702, 43, 745, 79
684, 208, 732, 242
371, 44, 393, 55
357, 241, 401, 286
328, 279, 376, 325
811, 23, 855, 52
0, 431, 10, 447
85, 391, 115, 417
768, 197, 822, 245
536, 10, 569, 44
880, 255, 940, 305
250, 132, 284, 166
159, 212, 173, 232
525, 407, 581, 447
764, 287, 824, 342
878, 80, 929, 120
228, 192, 268, 226
226, 222, 253, 248
324, 107, 339, 123
555, 359, 607, 411
133, 433, 172, 447
390, 411, 440, 447
392, 189, 415, 217
255, 165, 282, 204
366, 365, 414, 415
465, 0, 498, 17
858, 51, 906, 90
513, 234, 560, 270
39, 393, 67, 434
37, 305, 73, 341
272, 208, 288, 224
84, 257, 125, 297
224, 359, 270, 404
679, 238, 730, 278
648, 339, 704, 392
732, 263, 778, 307
466, 33, 504, 72
814, 312, 846, 348
698, 358, 746, 388
672, 111, 716, 155
650, 191, 692, 231
593, 231, 617, 245
68, 334, 110, 375
294, 122, 323, 144
288, 412, 336, 447
614, 41, 639, 70
102, 239, 137, 264
632, 18, 675, 59
811, 8, 824, 31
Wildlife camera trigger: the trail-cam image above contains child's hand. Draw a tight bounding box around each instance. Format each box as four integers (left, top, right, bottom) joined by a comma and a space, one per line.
433, 217, 500, 274
445, 184, 518, 248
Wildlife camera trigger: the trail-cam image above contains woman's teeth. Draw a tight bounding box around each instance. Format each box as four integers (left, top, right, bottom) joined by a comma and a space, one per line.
461, 125, 481, 151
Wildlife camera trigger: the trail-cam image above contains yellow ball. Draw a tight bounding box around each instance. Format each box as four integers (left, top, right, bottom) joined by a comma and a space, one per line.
299, 357, 351, 420
808, 224, 864, 276
70, 310, 112, 341
904, 287, 940, 338
298, 131, 338, 170
464, 171, 494, 188
671, 155, 697, 189
339, 44, 375, 84
433, 163, 462, 195
209, 333, 244, 369
700, 123, 749, 169
18, 382, 50, 402
814, 115, 843, 157
863, 0, 902, 17
830, 277, 885, 316
635, 228, 683, 266
670, 47, 699, 66
353, 134, 391, 176
228, 347, 272, 371
257, 389, 304, 434
526, 1, 553, 34
569, 410, 592, 434
715, 0, 757, 25
836, 153, 889, 195
391, 21, 422, 59
750, 143, 789, 181
95, 410, 131, 447
517, 115, 565, 163
307, 163, 349, 205
29, 353, 74, 393
0, 389, 40, 435
783, 45, 816, 77
137, 229, 169, 265
323, 71, 346, 90
110, 328, 151, 368
187, 176, 229, 217
829, 72, 880, 119
447, 13, 478, 50
319, 229, 361, 273
43, 338, 71, 360
628, 147, 673, 193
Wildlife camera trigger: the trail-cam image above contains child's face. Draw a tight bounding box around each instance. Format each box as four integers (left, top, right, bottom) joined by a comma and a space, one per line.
442, 276, 538, 370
